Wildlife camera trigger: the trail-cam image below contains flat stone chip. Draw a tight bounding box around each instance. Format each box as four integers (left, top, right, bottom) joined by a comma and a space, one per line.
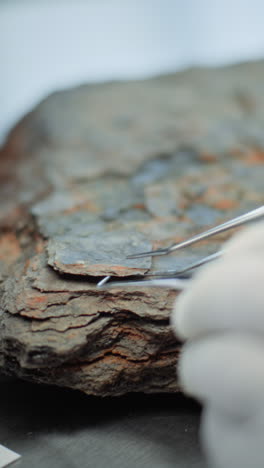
47, 231, 152, 276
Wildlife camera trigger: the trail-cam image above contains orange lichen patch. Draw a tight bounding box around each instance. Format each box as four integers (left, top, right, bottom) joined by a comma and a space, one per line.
52, 260, 149, 277
229, 148, 245, 157
178, 214, 192, 223
13, 284, 71, 316
203, 186, 221, 199
35, 238, 46, 254
96, 354, 128, 366
244, 150, 264, 165
106, 265, 135, 272
119, 326, 148, 341
132, 203, 146, 210
14, 291, 50, 314
199, 152, 218, 163
65, 355, 126, 374
0, 232, 21, 264
64, 199, 99, 215
212, 199, 239, 210
201, 185, 240, 211
27, 295, 49, 308
29, 255, 42, 272
179, 200, 189, 210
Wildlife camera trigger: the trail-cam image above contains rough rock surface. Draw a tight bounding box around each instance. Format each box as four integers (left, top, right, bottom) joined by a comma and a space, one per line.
0, 62, 263, 395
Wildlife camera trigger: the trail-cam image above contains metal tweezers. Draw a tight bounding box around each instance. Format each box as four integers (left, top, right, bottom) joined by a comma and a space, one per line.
97, 205, 264, 289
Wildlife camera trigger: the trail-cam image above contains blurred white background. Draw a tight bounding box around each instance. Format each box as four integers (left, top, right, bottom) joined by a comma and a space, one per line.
1, 0, 264, 143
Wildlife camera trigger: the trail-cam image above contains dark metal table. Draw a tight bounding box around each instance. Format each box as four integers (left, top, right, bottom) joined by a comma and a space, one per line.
0, 376, 204, 468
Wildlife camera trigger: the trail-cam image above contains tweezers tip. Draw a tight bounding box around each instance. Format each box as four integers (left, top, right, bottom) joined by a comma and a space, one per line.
97, 278, 188, 290
126, 251, 153, 259
97, 276, 111, 288
127, 249, 168, 259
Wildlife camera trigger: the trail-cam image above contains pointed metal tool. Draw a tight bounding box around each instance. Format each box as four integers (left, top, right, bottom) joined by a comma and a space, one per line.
97, 276, 111, 288
96, 250, 222, 288
97, 277, 188, 290
127, 205, 264, 259
143, 250, 222, 278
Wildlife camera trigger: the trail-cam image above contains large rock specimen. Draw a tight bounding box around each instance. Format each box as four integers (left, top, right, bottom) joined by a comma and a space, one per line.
0, 62, 263, 395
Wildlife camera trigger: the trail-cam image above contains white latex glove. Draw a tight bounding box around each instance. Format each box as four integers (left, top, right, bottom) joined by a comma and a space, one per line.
171, 222, 264, 468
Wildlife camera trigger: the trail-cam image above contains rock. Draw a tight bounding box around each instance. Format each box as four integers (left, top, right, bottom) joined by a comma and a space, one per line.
0, 61, 263, 395
47, 230, 152, 276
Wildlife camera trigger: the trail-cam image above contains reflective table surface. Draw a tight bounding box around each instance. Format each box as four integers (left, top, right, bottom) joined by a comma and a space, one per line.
0, 376, 204, 468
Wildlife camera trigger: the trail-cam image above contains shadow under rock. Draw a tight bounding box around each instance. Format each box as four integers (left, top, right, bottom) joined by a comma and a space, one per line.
0, 375, 205, 468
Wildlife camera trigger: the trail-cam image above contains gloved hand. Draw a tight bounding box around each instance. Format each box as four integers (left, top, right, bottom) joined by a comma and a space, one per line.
171, 222, 264, 468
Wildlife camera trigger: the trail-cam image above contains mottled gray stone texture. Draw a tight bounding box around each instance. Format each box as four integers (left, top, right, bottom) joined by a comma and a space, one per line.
0, 62, 263, 395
